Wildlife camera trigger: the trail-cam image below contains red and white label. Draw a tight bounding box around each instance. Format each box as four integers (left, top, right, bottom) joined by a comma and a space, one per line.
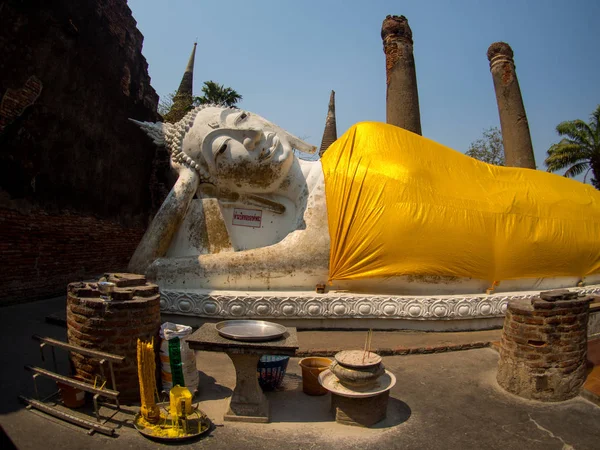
232, 208, 262, 228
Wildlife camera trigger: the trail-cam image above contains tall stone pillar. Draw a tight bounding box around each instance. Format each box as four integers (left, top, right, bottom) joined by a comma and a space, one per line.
381, 15, 422, 135
319, 90, 338, 157
487, 42, 536, 169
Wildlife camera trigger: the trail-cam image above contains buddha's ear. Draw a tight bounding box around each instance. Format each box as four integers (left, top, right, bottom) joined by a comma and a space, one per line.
271, 126, 316, 154
129, 119, 172, 147
284, 131, 317, 154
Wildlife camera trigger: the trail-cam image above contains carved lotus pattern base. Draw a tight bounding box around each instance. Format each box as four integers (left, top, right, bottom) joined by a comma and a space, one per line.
158, 285, 600, 321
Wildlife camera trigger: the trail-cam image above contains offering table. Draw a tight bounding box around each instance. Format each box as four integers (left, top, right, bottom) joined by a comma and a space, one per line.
185, 323, 298, 423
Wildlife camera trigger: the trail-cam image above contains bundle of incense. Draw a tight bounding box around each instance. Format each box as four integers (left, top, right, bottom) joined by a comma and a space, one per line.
137, 338, 160, 423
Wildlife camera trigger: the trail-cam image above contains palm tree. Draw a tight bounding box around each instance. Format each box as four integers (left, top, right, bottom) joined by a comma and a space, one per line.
194, 81, 242, 107
545, 105, 600, 189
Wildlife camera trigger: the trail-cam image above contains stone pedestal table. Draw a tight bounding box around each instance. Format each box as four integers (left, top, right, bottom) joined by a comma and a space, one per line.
185, 323, 298, 423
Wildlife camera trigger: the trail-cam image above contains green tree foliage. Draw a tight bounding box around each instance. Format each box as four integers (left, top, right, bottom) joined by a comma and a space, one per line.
194, 81, 242, 107
465, 127, 505, 166
545, 105, 600, 189
158, 81, 243, 119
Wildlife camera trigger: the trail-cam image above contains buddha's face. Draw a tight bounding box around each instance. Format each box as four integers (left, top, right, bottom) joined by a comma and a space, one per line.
193, 109, 295, 193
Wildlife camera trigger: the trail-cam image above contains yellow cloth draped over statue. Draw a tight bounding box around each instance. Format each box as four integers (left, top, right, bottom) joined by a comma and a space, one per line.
322, 122, 600, 282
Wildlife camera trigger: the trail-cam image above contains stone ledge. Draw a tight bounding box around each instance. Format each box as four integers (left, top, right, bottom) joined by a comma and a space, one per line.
159, 285, 600, 322
296, 341, 491, 357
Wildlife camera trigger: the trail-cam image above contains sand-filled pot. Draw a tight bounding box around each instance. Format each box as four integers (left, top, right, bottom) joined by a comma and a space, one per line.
299, 357, 332, 395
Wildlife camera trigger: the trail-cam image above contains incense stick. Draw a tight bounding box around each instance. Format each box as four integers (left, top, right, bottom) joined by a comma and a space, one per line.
362, 329, 373, 364
362, 330, 368, 364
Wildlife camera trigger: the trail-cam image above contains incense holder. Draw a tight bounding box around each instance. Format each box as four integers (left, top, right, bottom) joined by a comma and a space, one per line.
330, 350, 385, 389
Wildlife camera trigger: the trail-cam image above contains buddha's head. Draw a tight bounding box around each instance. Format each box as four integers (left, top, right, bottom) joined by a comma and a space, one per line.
131, 105, 316, 193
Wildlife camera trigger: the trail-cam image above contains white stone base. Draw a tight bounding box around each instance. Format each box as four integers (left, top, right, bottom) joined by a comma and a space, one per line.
159, 285, 600, 331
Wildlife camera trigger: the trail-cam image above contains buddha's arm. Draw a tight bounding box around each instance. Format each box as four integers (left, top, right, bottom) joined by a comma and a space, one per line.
148, 227, 330, 289
147, 185, 331, 289
128, 168, 199, 274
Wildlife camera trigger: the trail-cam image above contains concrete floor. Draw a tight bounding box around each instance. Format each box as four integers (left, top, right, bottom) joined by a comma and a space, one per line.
1, 296, 600, 449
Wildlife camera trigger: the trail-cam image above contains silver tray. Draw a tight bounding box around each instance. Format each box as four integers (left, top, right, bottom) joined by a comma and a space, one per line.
215, 320, 287, 342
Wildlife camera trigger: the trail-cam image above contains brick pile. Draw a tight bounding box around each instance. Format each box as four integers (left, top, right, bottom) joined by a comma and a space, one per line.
67, 273, 160, 403
497, 289, 592, 401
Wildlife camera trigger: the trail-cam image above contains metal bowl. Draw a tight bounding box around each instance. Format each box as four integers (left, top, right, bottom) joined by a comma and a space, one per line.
97, 281, 116, 301
215, 320, 287, 342
97, 281, 116, 294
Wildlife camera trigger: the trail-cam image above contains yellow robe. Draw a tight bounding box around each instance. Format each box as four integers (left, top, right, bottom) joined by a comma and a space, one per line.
322, 122, 600, 282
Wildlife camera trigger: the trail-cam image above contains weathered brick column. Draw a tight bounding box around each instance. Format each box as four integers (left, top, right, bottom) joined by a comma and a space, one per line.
67, 273, 161, 403
487, 42, 536, 169
381, 15, 422, 135
497, 289, 592, 401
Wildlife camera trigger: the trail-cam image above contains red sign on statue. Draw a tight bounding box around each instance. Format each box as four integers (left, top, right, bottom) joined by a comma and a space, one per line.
232, 208, 262, 228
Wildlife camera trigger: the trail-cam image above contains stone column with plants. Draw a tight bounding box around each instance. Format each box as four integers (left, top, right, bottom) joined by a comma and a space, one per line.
487, 42, 536, 169
381, 15, 422, 135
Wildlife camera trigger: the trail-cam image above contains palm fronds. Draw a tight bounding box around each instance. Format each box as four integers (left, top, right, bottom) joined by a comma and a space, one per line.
194, 81, 242, 107
545, 105, 600, 188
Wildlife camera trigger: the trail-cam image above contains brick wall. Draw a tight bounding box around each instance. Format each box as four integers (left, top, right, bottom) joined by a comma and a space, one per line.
0, 208, 145, 304
0, 76, 43, 133
497, 290, 592, 401
0, 0, 160, 219
0, 0, 163, 303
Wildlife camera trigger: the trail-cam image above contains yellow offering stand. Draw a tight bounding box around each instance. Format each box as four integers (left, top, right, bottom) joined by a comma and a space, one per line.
134, 340, 210, 441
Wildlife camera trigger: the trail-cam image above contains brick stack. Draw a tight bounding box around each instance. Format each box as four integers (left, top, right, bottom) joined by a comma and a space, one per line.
67, 273, 161, 403
497, 289, 592, 401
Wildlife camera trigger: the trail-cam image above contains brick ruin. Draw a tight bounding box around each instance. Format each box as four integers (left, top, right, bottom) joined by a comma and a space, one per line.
497, 290, 592, 401
0, 0, 162, 304
67, 273, 160, 402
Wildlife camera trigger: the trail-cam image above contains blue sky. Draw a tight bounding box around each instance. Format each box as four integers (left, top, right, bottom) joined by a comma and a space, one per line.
128, 0, 599, 176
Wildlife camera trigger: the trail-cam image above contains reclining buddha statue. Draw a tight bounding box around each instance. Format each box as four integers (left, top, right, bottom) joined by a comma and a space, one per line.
129, 105, 600, 301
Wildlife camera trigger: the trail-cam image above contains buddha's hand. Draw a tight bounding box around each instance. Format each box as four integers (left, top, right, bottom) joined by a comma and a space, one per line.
170, 154, 192, 175
169, 155, 201, 182
171, 152, 212, 186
